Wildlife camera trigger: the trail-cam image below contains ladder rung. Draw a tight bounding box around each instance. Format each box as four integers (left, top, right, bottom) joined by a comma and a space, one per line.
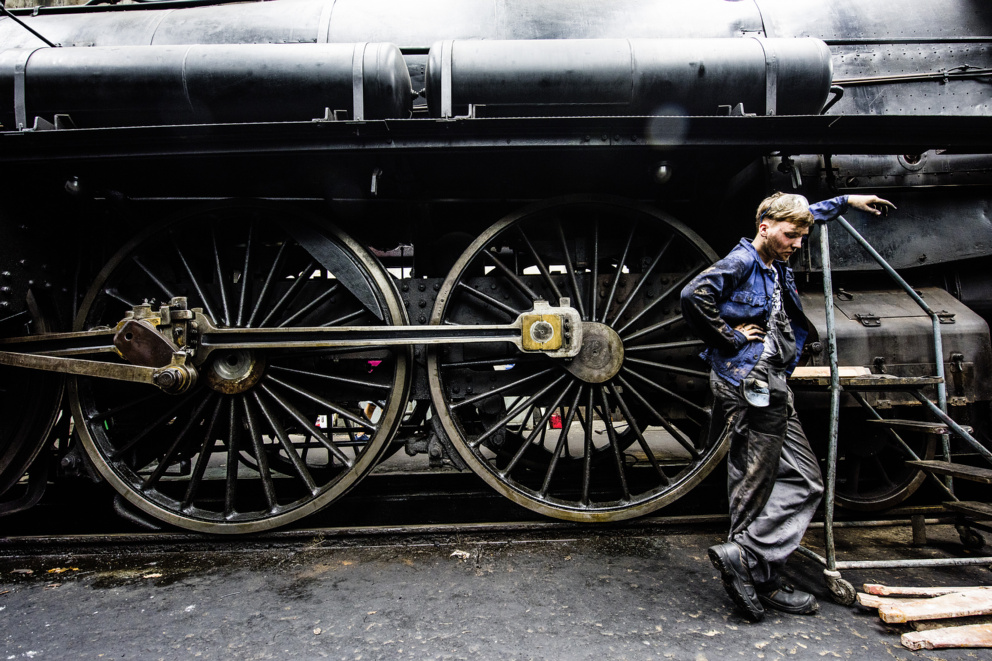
944, 501, 992, 520
866, 419, 973, 435
907, 460, 992, 484
788, 372, 943, 390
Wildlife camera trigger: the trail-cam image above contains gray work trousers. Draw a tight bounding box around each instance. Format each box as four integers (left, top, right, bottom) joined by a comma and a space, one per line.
709, 364, 824, 586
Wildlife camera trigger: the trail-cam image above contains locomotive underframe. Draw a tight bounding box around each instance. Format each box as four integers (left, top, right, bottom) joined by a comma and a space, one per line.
1, 110, 991, 529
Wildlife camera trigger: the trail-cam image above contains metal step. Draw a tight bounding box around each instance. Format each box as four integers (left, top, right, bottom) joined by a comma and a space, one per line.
867, 419, 974, 435
908, 461, 992, 484
789, 371, 943, 391
944, 501, 992, 520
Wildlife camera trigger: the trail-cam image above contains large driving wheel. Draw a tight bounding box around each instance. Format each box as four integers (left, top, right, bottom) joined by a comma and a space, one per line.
69, 203, 410, 533
834, 406, 937, 511
428, 196, 724, 521
0, 293, 64, 506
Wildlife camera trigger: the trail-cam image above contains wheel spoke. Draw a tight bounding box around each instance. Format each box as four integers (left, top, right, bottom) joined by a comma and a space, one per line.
101, 287, 136, 309
131, 256, 175, 302
617, 267, 703, 337
589, 218, 599, 322
236, 224, 255, 327
440, 355, 544, 369
252, 391, 318, 494
483, 250, 540, 301
320, 309, 367, 328
598, 387, 631, 500
608, 382, 670, 483
455, 281, 524, 319
624, 339, 705, 353
258, 258, 316, 327
615, 374, 700, 458
268, 365, 393, 393
246, 241, 289, 328
142, 393, 216, 491
872, 455, 895, 487
501, 382, 576, 477
600, 221, 637, 323
110, 391, 202, 460
622, 315, 685, 344
516, 226, 563, 303
264, 374, 374, 432
173, 239, 220, 323
469, 373, 570, 448
87, 391, 161, 422
608, 235, 674, 327
257, 381, 355, 467
623, 357, 709, 380
278, 282, 340, 327
621, 366, 709, 416
224, 397, 240, 517
580, 386, 594, 504
181, 395, 225, 510
210, 227, 233, 326
539, 386, 584, 496
554, 219, 586, 321
451, 367, 557, 411
241, 394, 277, 512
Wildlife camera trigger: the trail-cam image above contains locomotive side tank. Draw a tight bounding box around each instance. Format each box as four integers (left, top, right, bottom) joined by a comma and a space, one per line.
0, 0, 990, 533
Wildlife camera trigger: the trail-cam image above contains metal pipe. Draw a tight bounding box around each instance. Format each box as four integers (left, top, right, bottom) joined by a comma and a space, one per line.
0, 5, 57, 48
818, 218, 841, 572
831, 213, 954, 490
836, 556, 992, 570
912, 391, 992, 463
832, 214, 948, 415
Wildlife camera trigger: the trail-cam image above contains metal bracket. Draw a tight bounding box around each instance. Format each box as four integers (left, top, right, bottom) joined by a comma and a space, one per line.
440, 39, 454, 118
351, 42, 366, 121
937, 310, 956, 324
855, 312, 881, 327
13, 48, 44, 131
749, 36, 778, 116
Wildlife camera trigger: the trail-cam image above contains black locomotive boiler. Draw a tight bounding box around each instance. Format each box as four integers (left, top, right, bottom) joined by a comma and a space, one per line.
0, 0, 990, 534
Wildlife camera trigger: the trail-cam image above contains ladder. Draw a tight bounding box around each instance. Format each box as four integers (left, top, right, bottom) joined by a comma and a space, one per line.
791, 211, 992, 605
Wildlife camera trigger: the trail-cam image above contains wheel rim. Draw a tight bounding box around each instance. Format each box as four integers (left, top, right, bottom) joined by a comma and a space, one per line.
427, 196, 723, 521
0, 293, 64, 499
70, 203, 410, 533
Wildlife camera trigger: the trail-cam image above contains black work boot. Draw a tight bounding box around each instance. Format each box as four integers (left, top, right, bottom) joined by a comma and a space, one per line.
757, 579, 819, 615
708, 542, 764, 622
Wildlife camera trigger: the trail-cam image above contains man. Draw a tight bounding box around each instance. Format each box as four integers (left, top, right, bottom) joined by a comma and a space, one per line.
680, 192, 895, 621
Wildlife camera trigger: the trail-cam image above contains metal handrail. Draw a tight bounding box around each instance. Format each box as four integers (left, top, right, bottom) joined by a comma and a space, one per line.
815, 212, 992, 573
829, 214, 947, 413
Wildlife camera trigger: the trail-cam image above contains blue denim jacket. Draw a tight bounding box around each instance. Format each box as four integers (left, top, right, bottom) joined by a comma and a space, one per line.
679, 196, 849, 385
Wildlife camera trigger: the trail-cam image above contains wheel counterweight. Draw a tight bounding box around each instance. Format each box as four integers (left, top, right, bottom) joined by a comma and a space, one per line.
428, 196, 725, 521
69, 203, 410, 533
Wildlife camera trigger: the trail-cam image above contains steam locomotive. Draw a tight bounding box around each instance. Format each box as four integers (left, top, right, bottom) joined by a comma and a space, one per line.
0, 0, 989, 534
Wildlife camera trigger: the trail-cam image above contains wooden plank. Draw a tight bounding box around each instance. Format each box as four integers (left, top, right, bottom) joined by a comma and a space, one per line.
945, 501, 992, 520
911, 615, 992, 631
878, 589, 992, 623
857, 593, 905, 608
868, 420, 973, 435
906, 461, 992, 484
902, 623, 992, 650
791, 366, 871, 378
862, 584, 989, 597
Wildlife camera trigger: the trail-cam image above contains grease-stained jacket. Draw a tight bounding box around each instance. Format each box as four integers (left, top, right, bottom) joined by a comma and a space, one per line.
680, 196, 850, 385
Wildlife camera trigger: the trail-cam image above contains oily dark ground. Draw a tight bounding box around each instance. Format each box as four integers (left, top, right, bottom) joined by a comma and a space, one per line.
2, 521, 991, 661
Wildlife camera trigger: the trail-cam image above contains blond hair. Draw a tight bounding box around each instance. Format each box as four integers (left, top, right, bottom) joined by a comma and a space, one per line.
755, 193, 814, 231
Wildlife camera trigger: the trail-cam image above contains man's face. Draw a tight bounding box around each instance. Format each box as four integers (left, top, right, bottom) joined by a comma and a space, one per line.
761, 220, 809, 262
